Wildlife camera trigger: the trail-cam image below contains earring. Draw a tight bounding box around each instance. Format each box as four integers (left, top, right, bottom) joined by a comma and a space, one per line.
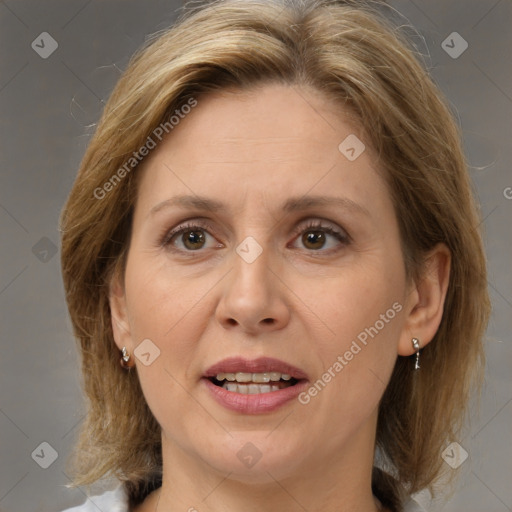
411, 338, 421, 370
120, 347, 135, 369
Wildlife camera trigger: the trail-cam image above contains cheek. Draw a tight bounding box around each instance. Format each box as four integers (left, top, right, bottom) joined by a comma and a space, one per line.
298, 257, 404, 411
307, 256, 404, 347
124, 254, 212, 342
122, 257, 212, 431
122, 255, 213, 407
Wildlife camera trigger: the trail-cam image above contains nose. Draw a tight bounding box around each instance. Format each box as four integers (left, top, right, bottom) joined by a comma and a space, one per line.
215, 243, 291, 335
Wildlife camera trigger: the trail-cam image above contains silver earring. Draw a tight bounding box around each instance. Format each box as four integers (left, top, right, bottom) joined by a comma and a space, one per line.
120, 346, 135, 369
411, 338, 421, 370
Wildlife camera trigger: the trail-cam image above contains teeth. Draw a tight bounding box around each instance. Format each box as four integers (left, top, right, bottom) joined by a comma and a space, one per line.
252, 373, 271, 383
248, 384, 260, 394
221, 382, 283, 394
216, 372, 293, 383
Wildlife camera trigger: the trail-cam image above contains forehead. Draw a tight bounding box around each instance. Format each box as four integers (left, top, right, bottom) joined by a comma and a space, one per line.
166, 84, 364, 157
134, 83, 388, 216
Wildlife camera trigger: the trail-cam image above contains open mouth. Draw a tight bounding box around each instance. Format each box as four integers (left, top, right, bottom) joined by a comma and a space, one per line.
208, 372, 300, 394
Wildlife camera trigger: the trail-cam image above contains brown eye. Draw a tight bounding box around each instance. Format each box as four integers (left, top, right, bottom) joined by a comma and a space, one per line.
162, 219, 349, 255
292, 221, 350, 253
302, 230, 327, 250
180, 229, 206, 250
162, 221, 220, 252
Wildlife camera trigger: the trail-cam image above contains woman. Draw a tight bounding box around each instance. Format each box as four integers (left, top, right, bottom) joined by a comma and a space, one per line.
59, 0, 490, 511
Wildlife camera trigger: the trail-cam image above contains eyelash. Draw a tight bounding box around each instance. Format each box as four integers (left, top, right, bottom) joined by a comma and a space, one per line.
160, 219, 351, 255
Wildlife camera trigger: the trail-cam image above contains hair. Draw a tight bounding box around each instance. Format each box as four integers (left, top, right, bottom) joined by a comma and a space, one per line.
59, 0, 491, 510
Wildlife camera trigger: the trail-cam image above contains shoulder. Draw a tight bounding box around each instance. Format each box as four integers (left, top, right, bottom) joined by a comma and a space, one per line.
60, 484, 128, 512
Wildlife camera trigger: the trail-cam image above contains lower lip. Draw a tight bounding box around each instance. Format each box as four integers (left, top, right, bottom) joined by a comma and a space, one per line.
202, 378, 309, 414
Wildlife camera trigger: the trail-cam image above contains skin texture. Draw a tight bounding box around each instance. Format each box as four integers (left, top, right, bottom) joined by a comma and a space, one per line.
110, 83, 451, 512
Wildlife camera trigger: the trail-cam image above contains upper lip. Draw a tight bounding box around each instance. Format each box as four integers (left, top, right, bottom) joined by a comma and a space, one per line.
204, 356, 309, 380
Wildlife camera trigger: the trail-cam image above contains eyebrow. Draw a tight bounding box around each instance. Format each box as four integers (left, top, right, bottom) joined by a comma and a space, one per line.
148, 194, 371, 218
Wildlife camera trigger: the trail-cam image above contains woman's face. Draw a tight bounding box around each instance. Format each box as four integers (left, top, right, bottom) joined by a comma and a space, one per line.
111, 83, 418, 483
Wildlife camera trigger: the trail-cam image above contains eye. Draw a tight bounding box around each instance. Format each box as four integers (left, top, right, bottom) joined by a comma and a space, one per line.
290, 220, 350, 252
160, 219, 350, 254
161, 221, 221, 252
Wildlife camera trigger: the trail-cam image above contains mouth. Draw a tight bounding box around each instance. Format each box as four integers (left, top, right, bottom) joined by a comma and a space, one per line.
203, 356, 308, 395
202, 357, 310, 414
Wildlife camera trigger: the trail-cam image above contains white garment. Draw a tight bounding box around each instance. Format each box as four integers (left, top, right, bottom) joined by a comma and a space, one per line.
60, 485, 128, 512
61, 483, 426, 511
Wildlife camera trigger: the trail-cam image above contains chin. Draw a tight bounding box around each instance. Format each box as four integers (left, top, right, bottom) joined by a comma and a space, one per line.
200, 431, 308, 484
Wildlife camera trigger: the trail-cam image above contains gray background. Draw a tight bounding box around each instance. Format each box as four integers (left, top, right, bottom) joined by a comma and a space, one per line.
0, 1, 510, 511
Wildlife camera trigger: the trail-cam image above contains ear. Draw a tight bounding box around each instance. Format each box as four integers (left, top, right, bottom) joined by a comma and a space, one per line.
109, 268, 134, 353
398, 243, 451, 356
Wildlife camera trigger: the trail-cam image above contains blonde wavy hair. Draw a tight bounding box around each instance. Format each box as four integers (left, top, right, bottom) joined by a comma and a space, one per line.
59, 0, 490, 509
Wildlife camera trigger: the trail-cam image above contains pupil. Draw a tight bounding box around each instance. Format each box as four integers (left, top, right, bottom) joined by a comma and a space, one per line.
303, 231, 325, 249
184, 230, 205, 249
